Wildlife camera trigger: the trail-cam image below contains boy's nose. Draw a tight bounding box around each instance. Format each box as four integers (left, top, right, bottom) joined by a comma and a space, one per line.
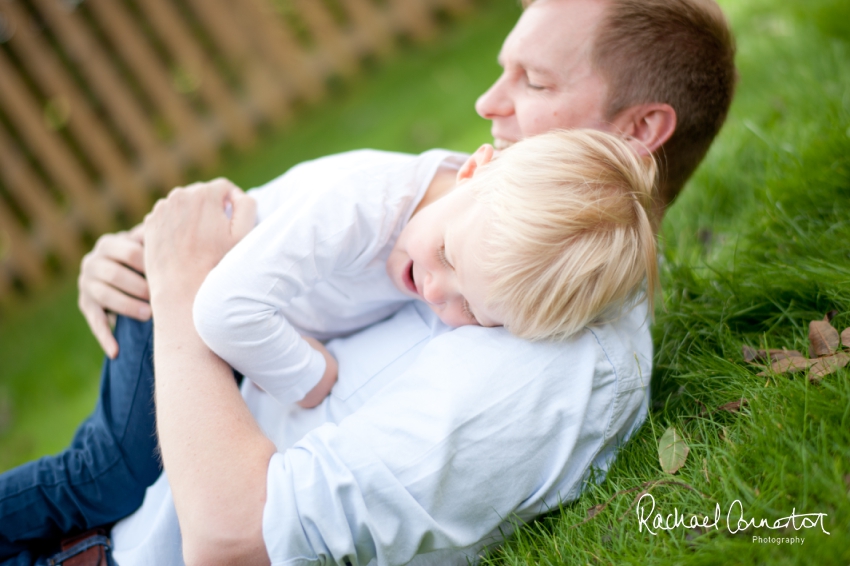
422, 275, 447, 306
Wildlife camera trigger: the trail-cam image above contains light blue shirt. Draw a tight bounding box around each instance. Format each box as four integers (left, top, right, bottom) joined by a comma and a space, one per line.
111, 301, 651, 565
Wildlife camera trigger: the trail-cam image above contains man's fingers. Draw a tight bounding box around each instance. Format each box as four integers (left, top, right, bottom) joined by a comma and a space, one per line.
229, 190, 257, 242
127, 223, 145, 244
89, 256, 150, 301
92, 233, 146, 274
83, 302, 120, 359
86, 279, 152, 321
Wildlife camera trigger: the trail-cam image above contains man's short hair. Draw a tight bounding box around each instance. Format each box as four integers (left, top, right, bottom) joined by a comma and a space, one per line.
524, 0, 737, 207
470, 129, 658, 341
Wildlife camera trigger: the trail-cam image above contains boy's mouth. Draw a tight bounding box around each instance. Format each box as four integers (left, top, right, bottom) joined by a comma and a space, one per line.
403, 260, 419, 297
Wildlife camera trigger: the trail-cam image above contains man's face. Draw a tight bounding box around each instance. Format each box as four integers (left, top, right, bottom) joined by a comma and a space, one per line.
475, 0, 611, 150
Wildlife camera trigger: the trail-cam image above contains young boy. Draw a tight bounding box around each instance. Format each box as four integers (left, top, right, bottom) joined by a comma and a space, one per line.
193, 129, 658, 409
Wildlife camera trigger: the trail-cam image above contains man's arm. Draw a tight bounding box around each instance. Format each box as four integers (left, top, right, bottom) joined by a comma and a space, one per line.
143, 180, 273, 566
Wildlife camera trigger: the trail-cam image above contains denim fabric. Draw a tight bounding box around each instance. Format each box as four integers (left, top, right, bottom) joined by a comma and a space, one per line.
0, 317, 161, 562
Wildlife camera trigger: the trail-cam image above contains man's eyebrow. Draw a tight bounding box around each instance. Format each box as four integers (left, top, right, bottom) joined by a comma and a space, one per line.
499, 54, 556, 78
522, 61, 556, 78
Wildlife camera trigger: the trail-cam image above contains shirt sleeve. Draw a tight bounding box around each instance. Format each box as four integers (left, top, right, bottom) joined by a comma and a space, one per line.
260, 324, 627, 565
193, 173, 379, 406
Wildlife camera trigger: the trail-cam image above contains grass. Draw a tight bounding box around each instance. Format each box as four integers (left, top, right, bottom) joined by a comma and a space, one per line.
479, 0, 850, 563
1, 0, 849, 563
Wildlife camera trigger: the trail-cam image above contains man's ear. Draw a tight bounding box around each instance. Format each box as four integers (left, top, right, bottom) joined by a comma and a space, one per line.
610, 103, 677, 156
457, 144, 495, 181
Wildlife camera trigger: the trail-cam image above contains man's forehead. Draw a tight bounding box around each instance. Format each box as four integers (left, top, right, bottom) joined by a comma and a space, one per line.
499, 0, 607, 73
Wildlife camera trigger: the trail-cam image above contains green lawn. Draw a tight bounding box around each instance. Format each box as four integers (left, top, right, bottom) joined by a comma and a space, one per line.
482, 0, 850, 563
1, 0, 849, 563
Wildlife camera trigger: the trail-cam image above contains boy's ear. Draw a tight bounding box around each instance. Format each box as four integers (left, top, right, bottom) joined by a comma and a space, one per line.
457, 144, 495, 181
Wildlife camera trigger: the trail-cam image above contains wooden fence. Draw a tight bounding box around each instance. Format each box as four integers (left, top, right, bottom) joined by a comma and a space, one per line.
0, 0, 475, 302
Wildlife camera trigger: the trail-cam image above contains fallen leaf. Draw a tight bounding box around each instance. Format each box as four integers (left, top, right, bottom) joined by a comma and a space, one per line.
809, 319, 839, 357
717, 399, 748, 413
767, 349, 803, 362
825, 310, 838, 322
586, 504, 604, 519
757, 355, 815, 376
808, 352, 850, 381
842, 328, 850, 349
743, 347, 803, 364
742, 345, 759, 363
658, 427, 689, 474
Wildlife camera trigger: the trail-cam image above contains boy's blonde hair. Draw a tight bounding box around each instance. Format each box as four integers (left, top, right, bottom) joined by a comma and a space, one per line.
470, 129, 658, 341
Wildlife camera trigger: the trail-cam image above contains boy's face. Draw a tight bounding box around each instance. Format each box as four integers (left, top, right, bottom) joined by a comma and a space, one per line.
475, 0, 611, 150
387, 185, 503, 329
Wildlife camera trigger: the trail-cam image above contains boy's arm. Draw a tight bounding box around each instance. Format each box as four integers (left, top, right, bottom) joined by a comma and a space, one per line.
192, 184, 360, 407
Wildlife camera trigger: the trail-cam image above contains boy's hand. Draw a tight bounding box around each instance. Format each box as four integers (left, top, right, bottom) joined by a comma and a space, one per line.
298, 337, 339, 409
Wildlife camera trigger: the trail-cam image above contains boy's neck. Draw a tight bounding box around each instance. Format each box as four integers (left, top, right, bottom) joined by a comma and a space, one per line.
412, 164, 459, 217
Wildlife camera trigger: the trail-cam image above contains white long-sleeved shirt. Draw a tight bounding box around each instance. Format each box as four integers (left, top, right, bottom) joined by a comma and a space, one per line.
111, 300, 652, 565
193, 149, 465, 405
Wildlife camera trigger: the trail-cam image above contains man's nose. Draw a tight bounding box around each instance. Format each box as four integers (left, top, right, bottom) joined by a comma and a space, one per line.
475, 75, 513, 119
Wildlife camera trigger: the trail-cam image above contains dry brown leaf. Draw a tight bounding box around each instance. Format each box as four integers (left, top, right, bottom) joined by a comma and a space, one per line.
743, 347, 803, 364
808, 352, 850, 381
586, 504, 604, 519
809, 319, 839, 357
757, 356, 815, 376
826, 310, 838, 322
742, 345, 759, 363
841, 328, 850, 349
717, 399, 748, 413
768, 349, 803, 362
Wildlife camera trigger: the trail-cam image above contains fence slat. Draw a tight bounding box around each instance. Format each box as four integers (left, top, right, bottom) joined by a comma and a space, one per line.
0, 200, 47, 290
183, 0, 290, 125
387, 0, 436, 41
0, 264, 12, 303
31, 0, 183, 189
433, 0, 474, 17
236, 0, 325, 102
0, 0, 478, 303
0, 121, 83, 267
85, 0, 218, 171
293, 0, 357, 75
135, 0, 256, 150
341, 0, 394, 57
1, 0, 149, 219
0, 49, 115, 234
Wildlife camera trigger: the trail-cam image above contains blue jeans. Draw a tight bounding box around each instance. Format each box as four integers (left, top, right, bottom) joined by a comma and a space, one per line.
0, 316, 161, 564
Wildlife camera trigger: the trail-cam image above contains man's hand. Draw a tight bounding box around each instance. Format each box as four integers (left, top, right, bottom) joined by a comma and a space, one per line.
144, 178, 256, 316
144, 178, 270, 566
78, 224, 149, 359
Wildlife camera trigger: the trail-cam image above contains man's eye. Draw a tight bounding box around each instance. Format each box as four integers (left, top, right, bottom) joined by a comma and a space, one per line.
437, 245, 452, 268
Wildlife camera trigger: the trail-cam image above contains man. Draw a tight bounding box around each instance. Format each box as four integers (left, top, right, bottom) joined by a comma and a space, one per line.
1, 0, 736, 564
